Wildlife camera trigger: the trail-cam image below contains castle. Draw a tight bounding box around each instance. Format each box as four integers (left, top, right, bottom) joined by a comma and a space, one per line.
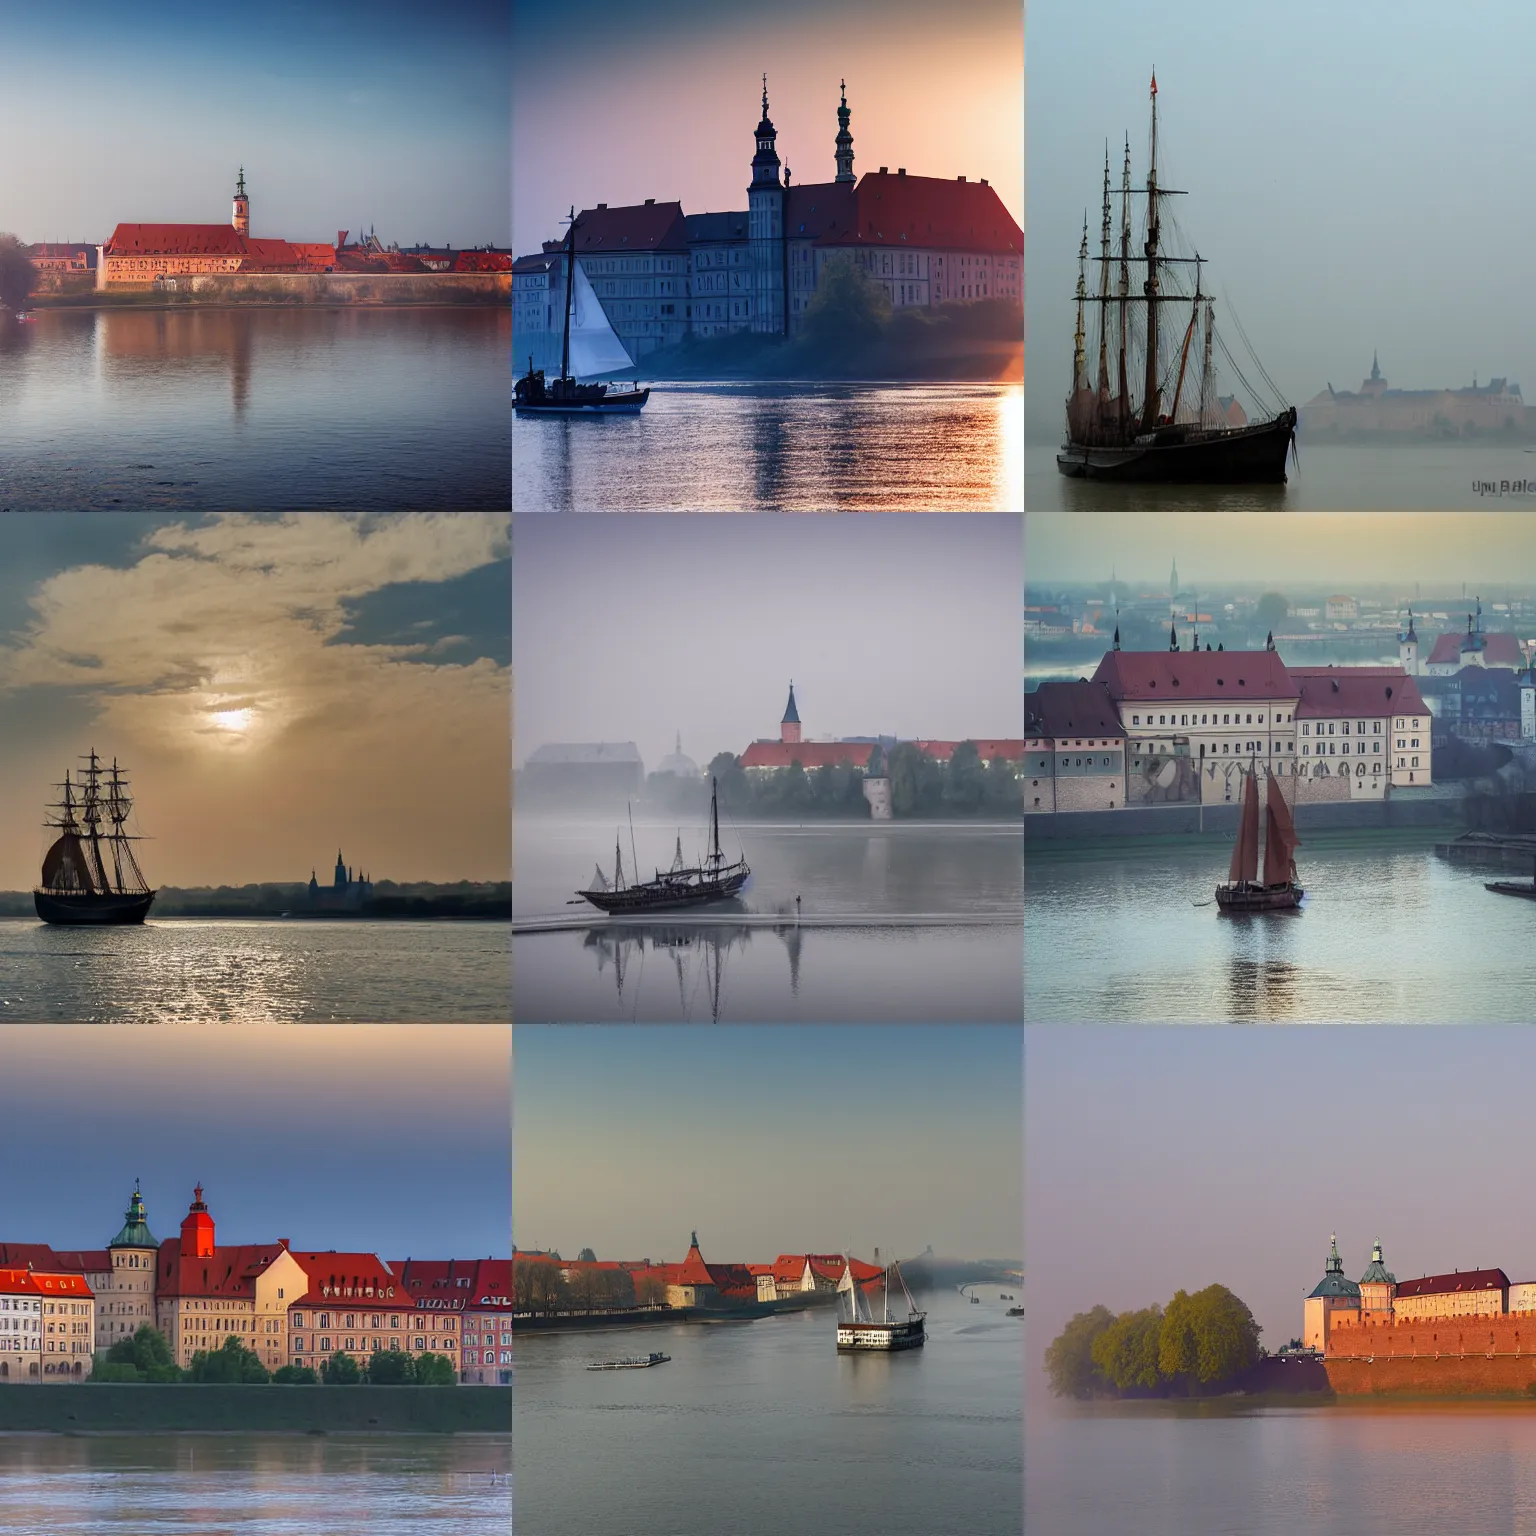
1299, 354, 1530, 438
513, 79, 1023, 360
307, 850, 372, 911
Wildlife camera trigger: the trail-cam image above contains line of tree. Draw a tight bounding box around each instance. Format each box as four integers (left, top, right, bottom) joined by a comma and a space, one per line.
514, 1259, 668, 1315
1044, 1285, 1263, 1399
642, 742, 1020, 821
0, 234, 35, 313
90, 1324, 454, 1385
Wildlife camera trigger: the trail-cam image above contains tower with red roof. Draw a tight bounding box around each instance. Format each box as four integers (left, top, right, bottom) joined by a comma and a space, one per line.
232, 168, 250, 237
179, 1186, 216, 1259
781, 681, 802, 745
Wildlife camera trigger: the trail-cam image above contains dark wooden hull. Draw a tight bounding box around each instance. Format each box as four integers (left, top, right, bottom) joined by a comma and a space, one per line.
34, 889, 156, 926
514, 375, 649, 414
1486, 881, 1536, 901
578, 867, 749, 914
1215, 881, 1304, 913
1057, 408, 1297, 484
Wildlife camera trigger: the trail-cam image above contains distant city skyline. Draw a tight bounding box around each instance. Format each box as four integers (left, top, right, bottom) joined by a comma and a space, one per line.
2, 2, 508, 248
512, 0, 1021, 254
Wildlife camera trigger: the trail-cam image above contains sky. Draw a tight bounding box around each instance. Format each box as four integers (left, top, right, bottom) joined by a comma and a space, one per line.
514, 1024, 1021, 1262
1026, 1027, 1536, 1405
0, 514, 510, 889
1027, 512, 1536, 591
0, 1025, 510, 1258
1026, 0, 1536, 435
511, 0, 1022, 254
512, 514, 1023, 775
0, 2, 508, 248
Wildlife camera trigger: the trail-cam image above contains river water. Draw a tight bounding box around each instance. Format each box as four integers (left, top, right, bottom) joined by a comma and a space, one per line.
0, 1433, 509, 1536
1025, 836, 1536, 1023
1030, 1402, 1536, 1536
514, 819, 1022, 1022
515, 1288, 1021, 1536
513, 381, 1023, 512
0, 920, 509, 1022
0, 309, 509, 510
1025, 430, 1536, 512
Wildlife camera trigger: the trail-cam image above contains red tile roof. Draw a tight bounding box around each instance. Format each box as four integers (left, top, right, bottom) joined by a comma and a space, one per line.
0, 1268, 93, 1298
1026, 680, 1126, 740
740, 741, 877, 771
913, 739, 1025, 761
1290, 667, 1429, 718
471, 1260, 512, 1310
842, 170, 1022, 254
1397, 1268, 1509, 1299
772, 1254, 808, 1284
1426, 633, 1524, 667
674, 1243, 714, 1287
156, 1242, 288, 1301
452, 250, 513, 272
707, 1263, 757, 1301
575, 202, 690, 254
0, 1243, 111, 1273
105, 223, 246, 257
286, 1251, 401, 1307
1093, 649, 1297, 702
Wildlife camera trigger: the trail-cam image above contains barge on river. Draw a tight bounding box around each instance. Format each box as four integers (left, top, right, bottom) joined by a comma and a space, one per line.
586, 1352, 671, 1370
836, 1258, 926, 1353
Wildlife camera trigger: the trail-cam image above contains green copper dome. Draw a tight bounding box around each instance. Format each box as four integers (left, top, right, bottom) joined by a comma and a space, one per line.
108, 1182, 159, 1250
1360, 1239, 1397, 1286
1307, 1233, 1361, 1301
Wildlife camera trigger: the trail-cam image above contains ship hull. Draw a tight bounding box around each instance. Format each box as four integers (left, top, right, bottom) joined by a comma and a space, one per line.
1486, 881, 1536, 901
1057, 409, 1297, 484
578, 869, 749, 914
836, 1319, 926, 1352
514, 392, 649, 415
34, 890, 156, 926
1215, 881, 1303, 913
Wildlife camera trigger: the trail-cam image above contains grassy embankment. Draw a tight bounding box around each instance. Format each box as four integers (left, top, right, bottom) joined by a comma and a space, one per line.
0, 1384, 509, 1433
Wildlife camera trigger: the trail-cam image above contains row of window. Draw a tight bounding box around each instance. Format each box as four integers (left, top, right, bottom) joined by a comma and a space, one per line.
1133, 711, 1292, 727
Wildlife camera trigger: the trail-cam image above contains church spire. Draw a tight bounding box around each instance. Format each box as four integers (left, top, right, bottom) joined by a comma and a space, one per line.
834, 78, 855, 183
751, 74, 782, 190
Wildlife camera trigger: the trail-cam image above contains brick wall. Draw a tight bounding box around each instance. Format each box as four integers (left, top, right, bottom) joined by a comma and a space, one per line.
1326, 1314, 1536, 1394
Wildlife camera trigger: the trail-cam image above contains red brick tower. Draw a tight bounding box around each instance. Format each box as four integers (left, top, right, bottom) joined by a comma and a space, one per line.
780, 681, 802, 745
179, 1185, 216, 1258
232, 169, 250, 237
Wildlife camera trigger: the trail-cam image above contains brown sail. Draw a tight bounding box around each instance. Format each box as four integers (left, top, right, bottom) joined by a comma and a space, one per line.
1262, 772, 1300, 886
1228, 768, 1260, 884
40, 833, 97, 894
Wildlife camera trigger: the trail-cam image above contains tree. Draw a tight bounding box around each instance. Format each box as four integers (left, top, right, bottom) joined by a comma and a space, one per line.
1159, 1285, 1261, 1391
982, 754, 1021, 815
944, 741, 986, 814
1255, 592, 1289, 633
865, 744, 886, 780
782, 759, 814, 811
320, 1350, 362, 1385
413, 1351, 456, 1386
97, 1324, 183, 1382
186, 1335, 269, 1384
0, 234, 35, 312
1044, 1305, 1115, 1399
1090, 1306, 1164, 1393
273, 1364, 319, 1385
366, 1349, 416, 1385
800, 253, 891, 352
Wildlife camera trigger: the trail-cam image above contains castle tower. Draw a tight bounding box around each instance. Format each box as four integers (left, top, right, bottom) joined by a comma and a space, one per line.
748, 76, 787, 337
1302, 1233, 1360, 1353
232, 168, 250, 236
834, 79, 855, 183
179, 1185, 216, 1259
781, 681, 802, 745
105, 1182, 160, 1346
1358, 1238, 1397, 1320
334, 849, 347, 891
1398, 608, 1419, 675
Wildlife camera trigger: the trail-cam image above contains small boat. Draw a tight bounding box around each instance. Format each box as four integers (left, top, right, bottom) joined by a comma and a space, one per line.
576, 778, 749, 915
1057, 76, 1296, 484
1007, 1306, 1024, 1317
515, 206, 650, 415
1486, 873, 1536, 901
836, 1259, 926, 1353
586, 1352, 670, 1370
14, 311, 37, 323
34, 751, 156, 926
1215, 765, 1303, 913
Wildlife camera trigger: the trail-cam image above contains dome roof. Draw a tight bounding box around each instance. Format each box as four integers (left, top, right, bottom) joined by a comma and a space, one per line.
656, 732, 699, 779
1360, 1239, 1396, 1286
108, 1183, 159, 1250
1308, 1234, 1361, 1301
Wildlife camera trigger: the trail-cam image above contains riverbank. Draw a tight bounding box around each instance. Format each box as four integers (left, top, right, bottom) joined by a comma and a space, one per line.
33, 273, 509, 308
516, 1296, 837, 1334
0, 1384, 509, 1434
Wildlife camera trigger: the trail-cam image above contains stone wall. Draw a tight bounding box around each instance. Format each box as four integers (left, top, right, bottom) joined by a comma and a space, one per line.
1326, 1314, 1536, 1394
93, 273, 509, 305
1023, 795, 1464, 842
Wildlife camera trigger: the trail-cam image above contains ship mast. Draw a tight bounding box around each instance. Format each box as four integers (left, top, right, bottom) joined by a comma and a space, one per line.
1071, 216, 1088, 396
709, 777, 722, 867
80, 750, 112, 894
1200, 297, 1215, 426
1095, 147, 1111, 399
1140, 72, 1162, 432
561, 206, 576, 382
1117, 135, 1132, 432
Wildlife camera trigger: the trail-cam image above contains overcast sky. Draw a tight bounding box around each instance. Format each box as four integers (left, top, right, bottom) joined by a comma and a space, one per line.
1027, 512, 1536, 591
515, 1024, 1021, 1262
1027, 1, 1536, 435
1026, 1027, 1536, 1406
1, 2, 508, 247
513, 514, 1022, 775
512, 0, 1022, 254
0, 514, 509, 889
0, 1026, 509, 1258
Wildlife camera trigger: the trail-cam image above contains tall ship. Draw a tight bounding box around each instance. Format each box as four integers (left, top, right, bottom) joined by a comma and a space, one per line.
1215, 766, 1303, 913
34, 751, 156, 926
836, 1258, 926, 1352
514, 206, 650, 415
576, 778, 749, 915
1058, 76, 1297, 484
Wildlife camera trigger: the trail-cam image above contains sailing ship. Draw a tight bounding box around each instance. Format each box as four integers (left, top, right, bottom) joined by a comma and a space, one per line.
1215, 765, 1304, 913
835, 1258, 926, 1352
514, 206, 651, 415
1058, 76, 1297, 484
34, 751, 156, 925
576, 778, 749, 915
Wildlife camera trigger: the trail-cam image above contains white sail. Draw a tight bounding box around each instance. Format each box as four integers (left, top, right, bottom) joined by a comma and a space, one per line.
569, 262, 636, 378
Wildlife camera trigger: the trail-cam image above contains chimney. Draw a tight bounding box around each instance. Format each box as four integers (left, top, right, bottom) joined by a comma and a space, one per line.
878, 166, 888, 174
644, 198, 655, 206
897, 168, 906, 176
957, 175, 967, 182
980, 178, 989, 186
597, 203, 607, 210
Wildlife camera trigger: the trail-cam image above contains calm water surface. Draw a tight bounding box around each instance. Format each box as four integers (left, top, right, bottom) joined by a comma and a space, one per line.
0, 920, 509, 1022
1025, 839, 1536, 1022
515, 381, 1023, 511
0, 1434, 509, 1536
515, 819, 1022, 1022
516, 1289, 1021, 1536
1025, 431, 1536, 512
0, 309, 509, 510
1030, 1403, 1536, 1536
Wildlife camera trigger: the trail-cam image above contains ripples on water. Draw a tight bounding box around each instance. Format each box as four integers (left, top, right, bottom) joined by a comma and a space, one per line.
0, 1434, 510, 1536
0, 309, 510, 510
1025, 841, 1536, 1022
514, 382, 1023, 511
0, 921, 510, 1023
